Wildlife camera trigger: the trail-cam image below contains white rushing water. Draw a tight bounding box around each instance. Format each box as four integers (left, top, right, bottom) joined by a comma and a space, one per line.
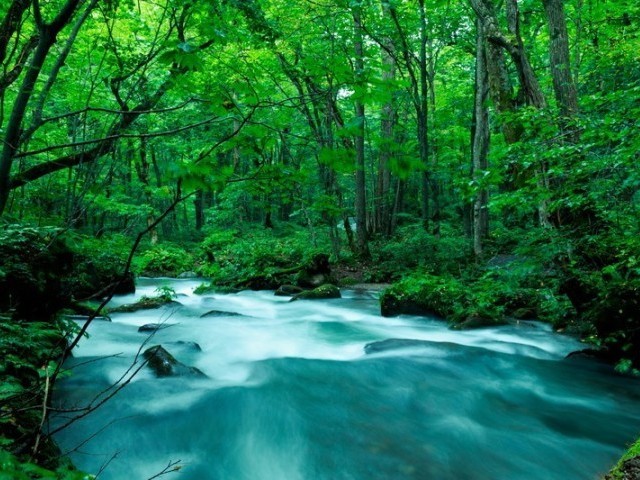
52, 278, 640, 480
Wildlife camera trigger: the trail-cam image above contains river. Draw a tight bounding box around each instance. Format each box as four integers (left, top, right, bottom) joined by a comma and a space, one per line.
52, 278, 640, 479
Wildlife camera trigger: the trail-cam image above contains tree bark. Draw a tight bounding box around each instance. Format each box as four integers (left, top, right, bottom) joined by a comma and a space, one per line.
542, 0, 579, 126
472, 19, 490, 257
352, 2, 370, 259
374, 0, 396, 237
418, 0, 431, 232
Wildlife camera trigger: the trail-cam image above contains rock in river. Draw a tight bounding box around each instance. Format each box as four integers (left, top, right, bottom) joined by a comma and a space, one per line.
142, 345, 206, 378
290, 284, 341, 302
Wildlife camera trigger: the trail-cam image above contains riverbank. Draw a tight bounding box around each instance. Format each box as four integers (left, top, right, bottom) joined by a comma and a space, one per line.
0, 315, 89, 478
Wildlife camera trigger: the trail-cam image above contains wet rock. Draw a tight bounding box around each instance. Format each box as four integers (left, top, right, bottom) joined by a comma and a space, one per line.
606, 456, 640, 480
142, 345, 206, 378
138, 323, 174, 332
290, 284, 341, 301
200, 310, 244, 318
565, 348, 614, 364
364, 338, 433, 355
274, 285, 304, 297
111, 297, 180, 313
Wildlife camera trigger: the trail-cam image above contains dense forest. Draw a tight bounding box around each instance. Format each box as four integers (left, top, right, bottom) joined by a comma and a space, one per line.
0, 0, 639, 477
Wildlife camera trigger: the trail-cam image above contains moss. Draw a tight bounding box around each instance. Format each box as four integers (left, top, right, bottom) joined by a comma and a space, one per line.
110, 295, 176, 313
380, 274, 467, 319
110, 287, 177, 313
606, 438, 640, 480
290, 284, 341, 301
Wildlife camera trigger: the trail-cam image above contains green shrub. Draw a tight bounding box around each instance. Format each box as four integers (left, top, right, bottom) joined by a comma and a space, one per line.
0, 316, 79, 471
0, 450, 92, 479
136, 244, 194, 277
196, 226, 321, 287
380, 273, 467, 319
61, 233, 134, 299
370, 224, 473, 281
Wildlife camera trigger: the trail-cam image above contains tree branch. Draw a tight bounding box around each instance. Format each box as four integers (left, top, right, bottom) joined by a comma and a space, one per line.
17, 116, 226, 159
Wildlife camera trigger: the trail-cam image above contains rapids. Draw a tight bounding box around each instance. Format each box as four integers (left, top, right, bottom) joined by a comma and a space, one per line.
52, 278, 640, 479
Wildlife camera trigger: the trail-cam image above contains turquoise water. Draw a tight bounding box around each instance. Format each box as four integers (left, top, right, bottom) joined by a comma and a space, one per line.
52, 278, 640, 479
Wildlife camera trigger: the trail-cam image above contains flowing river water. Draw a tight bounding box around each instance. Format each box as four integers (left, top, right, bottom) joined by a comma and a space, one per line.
52, 278, 640, 480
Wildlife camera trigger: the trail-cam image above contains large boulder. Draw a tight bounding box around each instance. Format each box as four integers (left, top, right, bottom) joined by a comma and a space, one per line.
290, 284, 341, 301
142, 345, 206, 378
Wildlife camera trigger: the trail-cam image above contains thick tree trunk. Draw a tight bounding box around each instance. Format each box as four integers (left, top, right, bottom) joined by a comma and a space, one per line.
543, 0, 579, 127
352, 3, 370, 259
505, 0, 546, 109
472, 20, 491, 257
470, 0, 550, 227
469, 0, 545, 109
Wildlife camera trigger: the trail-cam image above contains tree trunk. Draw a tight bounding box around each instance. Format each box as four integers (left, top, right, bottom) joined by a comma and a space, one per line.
505, 0, 546, 109
352, 2, 370, 259
0, 0, 82, 216
542, 0, 579, 129
374, 0, 396, 237
194, 189, 205, 231
472, 20, 490, 257
418, 0, 431, 232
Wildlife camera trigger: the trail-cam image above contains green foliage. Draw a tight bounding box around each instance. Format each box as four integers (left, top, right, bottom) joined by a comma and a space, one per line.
0, 225, 74, 319
0, 450, 92, 480
197, 225, 323, 288
381, 273, 467, 320
380, 253, 578, 329
368, 224, 473, 282
0, 317, 77, 470
63, 234, 132, 300
136, 244, 194, 277
154, 286, 177, 302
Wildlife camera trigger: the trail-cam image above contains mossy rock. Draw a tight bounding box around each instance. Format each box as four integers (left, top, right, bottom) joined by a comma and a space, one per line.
290, 284, 341, 301
380, 274, 464, 318
380, 273, 508, 327
111, 295, 179, 313
606, 438, 640, 480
